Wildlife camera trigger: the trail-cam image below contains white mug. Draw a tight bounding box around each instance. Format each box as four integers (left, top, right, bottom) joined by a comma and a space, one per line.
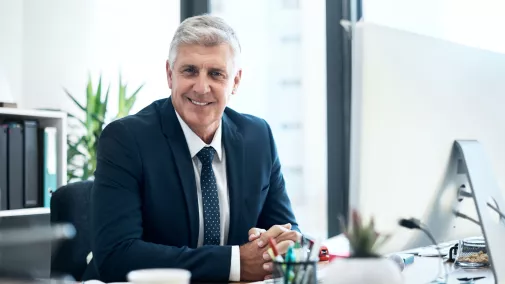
127, 268, 191, 284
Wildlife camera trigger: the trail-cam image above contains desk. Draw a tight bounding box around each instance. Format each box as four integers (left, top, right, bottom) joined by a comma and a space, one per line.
81, 234, 495, 284
401, 256, 493, 284
242, 234, 494, 284
319, 234, 494, 284
290, 257, 493, 284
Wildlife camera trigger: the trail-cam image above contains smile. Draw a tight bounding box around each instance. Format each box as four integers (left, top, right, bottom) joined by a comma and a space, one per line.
188, 98, 211, 106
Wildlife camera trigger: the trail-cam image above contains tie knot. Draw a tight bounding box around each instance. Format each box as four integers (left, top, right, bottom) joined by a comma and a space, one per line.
196, 146, 215, 165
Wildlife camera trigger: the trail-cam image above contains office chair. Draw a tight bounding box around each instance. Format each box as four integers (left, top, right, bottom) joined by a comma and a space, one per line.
50, 180, 93, 281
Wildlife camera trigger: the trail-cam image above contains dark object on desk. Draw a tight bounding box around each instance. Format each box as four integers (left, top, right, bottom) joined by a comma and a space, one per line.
0, 102, 17, 108
450, 237, 489, 269
273, 260, 317, 284
449, 243, 459, 262
399, 218, 448, 284
0, 209, 74, 280
319, 246, 330, 261
457, 276, 486, 281
50, 180, 93, 281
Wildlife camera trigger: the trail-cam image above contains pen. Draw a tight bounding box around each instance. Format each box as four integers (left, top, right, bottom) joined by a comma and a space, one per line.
285, 246, 296, 284
293, 241, 302, 261
299, 238, 321, 284
307, 239, 321, 262
268, 237, 284, 262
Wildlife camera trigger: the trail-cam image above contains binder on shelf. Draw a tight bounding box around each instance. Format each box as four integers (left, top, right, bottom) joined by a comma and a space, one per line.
23, 120, 40, 208
7, 123, 23, 210
0, 124, 8, 210
40, 127, 57, 208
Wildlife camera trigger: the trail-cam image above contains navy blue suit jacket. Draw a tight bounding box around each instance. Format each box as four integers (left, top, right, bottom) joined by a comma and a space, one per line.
85, 98, 299, 282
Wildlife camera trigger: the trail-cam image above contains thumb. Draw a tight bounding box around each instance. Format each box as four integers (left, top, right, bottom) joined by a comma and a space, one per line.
282, 223, 292, 230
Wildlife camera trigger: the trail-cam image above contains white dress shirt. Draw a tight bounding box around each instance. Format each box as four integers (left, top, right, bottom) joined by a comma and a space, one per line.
175, 111, 240, 282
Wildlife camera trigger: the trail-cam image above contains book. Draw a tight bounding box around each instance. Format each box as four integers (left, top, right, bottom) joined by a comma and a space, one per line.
41, 127, 57, 208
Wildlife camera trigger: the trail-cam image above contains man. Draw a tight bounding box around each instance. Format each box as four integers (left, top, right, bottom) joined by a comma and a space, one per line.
84, 15, 301, 283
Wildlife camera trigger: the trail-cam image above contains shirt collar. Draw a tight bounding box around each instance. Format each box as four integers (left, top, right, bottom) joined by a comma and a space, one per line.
175, 110, 223, 161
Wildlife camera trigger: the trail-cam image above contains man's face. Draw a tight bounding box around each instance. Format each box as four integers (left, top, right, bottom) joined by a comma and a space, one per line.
166, 44, 241, 132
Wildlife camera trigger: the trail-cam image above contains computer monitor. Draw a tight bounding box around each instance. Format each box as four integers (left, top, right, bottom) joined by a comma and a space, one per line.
0, 207, 74, 281
349, 21, 505, 258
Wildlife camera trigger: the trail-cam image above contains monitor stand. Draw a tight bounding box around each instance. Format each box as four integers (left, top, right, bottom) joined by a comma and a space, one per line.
455, 140, 505, 283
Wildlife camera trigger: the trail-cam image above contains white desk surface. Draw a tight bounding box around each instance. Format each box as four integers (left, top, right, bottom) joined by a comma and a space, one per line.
321, 234, 494, 284
402, 256, 493, 284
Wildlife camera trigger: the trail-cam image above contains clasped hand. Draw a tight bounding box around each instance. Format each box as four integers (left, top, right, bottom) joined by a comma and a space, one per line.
239, 224, 302, 281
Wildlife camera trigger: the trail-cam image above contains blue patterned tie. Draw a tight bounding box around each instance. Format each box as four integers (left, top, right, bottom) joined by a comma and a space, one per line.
197, 146, 220, 246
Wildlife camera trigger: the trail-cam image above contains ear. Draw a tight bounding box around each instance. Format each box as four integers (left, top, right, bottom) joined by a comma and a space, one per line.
166, 60, 173, 89
231, 69, 242, 95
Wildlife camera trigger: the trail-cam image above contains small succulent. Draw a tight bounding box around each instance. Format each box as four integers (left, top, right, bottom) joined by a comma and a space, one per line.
340, 209, 390, 258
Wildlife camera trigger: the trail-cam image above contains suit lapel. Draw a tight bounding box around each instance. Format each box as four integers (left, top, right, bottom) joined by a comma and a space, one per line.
222, 113, 246, 245
159, 98, 199, 248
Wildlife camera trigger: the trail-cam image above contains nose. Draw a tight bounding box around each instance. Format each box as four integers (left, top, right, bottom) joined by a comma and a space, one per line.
193, 73, 210, 94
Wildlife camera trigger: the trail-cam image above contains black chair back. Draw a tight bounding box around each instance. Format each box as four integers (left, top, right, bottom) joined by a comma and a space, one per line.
50, 180, 93, 281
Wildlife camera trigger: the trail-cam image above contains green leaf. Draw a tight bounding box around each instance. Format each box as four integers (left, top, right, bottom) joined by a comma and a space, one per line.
82, 160, 90, 181
128, 84, 143, 101
68, 142, 86, 157
95, 74, 102, 114
125, 83, 142, 111
65, 89, 86, 112
118, 74, 126, 116
97, 84, 110, 125
86, 75, 95, 134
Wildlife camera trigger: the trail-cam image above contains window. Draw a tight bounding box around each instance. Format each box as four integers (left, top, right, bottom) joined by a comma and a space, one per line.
210, 0, 328, 239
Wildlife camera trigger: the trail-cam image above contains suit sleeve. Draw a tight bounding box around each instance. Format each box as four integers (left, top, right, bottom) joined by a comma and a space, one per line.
91, 120, 232, 283
256, 121, 300, 233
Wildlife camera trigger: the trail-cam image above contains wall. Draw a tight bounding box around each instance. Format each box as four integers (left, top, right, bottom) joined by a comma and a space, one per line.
1, 0, 180, 121
0, 0, 24, 103
362, 0, 505, 53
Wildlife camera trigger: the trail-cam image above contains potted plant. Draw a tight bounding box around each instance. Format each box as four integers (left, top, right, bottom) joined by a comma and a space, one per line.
66, 74, 143, 182
324, 210, 404, 284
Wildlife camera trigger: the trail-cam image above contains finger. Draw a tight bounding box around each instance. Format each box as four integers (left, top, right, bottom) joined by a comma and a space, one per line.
248, 228, 266, 241
262, 261, 273, 272
264, 274, 273, 280
276, 240, 295, 255
257, 224, 291, 248
274, 230, 302, 244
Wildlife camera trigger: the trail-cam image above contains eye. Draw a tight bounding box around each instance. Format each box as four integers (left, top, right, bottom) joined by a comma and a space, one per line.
210, 71, 223, 78
183, 67, 197, 75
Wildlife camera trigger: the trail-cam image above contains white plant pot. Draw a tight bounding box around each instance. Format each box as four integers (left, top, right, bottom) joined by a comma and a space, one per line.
323, 257, 404, 284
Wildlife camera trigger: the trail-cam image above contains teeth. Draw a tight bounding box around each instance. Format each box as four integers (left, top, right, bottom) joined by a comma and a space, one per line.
190, 99, 210, 106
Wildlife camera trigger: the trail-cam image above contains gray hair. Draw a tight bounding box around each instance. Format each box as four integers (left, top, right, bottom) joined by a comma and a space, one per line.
168, 15, 241, 72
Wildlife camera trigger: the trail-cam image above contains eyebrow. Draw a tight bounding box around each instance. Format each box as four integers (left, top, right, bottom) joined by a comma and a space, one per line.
179, 64, 227, 73
179, 64, 196, 70
209, 67, 227, 74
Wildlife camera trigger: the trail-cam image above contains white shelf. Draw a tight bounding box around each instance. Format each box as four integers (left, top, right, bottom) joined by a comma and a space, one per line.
0, 107, 67, 188
0, 207, 50, 217
0, 107, 66, 119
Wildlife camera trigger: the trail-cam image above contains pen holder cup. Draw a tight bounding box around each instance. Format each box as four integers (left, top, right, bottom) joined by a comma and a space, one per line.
272, 260, 317, 284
